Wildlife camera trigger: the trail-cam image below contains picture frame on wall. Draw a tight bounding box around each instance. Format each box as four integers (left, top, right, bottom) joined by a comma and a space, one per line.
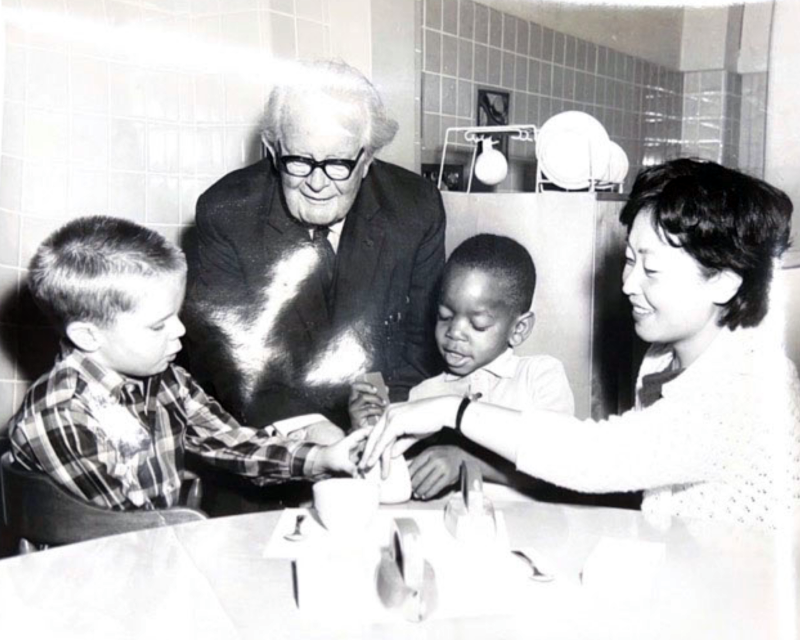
476, 88, 510, 157
421, 163, 465, 191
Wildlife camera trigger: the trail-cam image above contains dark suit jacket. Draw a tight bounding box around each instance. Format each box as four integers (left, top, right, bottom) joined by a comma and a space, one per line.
184, 158, 446, 428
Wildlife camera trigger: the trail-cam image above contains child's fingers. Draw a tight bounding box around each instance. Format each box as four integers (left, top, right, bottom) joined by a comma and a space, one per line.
343, 428, 371, 447
414, 465, 447, 499
352, 392, 387, 409
419, 473, 448, 499
408, 450, 432, 475
410, 458, 437, 492
339, 460, 358, 477
349, 382, 377, 400
348, 439, 367, 463
355, 404, 385, 419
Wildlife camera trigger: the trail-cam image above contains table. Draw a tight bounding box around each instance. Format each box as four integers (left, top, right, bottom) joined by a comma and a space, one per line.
0, 499, 797, 640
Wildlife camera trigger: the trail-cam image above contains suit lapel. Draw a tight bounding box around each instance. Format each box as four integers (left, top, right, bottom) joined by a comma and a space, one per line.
334, 171, 387, 316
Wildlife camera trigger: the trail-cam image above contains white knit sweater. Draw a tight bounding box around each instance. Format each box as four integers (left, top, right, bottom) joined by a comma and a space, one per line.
515, 326, 800, 529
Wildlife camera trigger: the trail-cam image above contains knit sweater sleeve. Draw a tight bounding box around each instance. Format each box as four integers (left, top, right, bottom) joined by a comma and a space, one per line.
514, 396, 725, 493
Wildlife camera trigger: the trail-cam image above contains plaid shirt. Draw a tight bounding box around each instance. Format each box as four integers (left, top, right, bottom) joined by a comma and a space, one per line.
8, 348, 319, 510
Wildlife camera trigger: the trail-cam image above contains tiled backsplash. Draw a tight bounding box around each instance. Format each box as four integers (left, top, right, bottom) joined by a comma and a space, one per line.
421, 0, 684, 191
738, 72, 767, 178
681, 70, 742, 168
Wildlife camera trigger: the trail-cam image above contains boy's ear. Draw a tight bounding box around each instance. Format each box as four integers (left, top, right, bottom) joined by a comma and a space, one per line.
508, 311, 535, 348
65, 321, 103, 353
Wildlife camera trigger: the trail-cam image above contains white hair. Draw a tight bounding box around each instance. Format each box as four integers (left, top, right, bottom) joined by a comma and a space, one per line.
261, 59, 398, 154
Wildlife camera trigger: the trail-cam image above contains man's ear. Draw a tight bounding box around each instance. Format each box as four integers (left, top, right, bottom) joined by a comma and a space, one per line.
262, 135, 277, 165
508, 311, 535, 348
65, 321, 103, 353
711, 269, 743, 305
360, 151, 374, 178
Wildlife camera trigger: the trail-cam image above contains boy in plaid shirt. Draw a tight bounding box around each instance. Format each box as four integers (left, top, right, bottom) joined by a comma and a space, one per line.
8, 216, 366, 510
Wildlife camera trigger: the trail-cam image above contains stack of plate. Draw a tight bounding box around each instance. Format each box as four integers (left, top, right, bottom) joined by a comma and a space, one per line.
602, 141, 630, 185
536, 111, 628, 190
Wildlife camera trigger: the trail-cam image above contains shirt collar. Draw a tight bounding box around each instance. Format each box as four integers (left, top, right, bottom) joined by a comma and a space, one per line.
443, 348, 517, 382
650, 327, 763, 399
328, 218, 345, 237
63, 346, 146, 401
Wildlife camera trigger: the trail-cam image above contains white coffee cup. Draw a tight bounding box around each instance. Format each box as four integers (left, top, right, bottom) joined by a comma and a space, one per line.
313, 478, 380, 534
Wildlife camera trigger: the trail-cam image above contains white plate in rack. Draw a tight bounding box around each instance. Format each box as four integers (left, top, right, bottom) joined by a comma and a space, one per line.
537, 111, 611, 190
601, 141, 630, 185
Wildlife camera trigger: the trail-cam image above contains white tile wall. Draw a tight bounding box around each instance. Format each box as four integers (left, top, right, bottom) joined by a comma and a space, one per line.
739, 72, 767, 178
420, 0, 681, 190
681, 70, 742, 169
0, 0, 342, 421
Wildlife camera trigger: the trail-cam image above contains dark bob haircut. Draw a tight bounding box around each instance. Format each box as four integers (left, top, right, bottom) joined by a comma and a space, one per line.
620, 158, 792, 330
443, 234, 537, 315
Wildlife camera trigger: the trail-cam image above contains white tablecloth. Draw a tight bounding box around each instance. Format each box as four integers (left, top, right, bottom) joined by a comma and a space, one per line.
0, 499, 797, 640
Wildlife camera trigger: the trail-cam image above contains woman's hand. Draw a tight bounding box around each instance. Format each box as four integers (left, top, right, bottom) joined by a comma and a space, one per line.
359, 395, 462, 476
348, 381, 387, 429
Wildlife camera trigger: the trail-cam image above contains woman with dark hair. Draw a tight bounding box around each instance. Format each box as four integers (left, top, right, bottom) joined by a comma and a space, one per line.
361, 158, 800, 529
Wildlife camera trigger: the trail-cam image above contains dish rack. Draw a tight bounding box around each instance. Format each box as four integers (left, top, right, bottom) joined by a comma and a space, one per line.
438, 123, 625, 194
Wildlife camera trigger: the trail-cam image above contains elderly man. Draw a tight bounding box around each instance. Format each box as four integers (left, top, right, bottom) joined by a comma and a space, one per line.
184, 60, 445, 437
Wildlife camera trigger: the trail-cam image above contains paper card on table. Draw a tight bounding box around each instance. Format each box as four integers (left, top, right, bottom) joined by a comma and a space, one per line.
581, 536, 665, 597
272, 413, 328, 438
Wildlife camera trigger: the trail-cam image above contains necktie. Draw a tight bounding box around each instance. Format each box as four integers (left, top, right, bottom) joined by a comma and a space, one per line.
312, 226, 336, 304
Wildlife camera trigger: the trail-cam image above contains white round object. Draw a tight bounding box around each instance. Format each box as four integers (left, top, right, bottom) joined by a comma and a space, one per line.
537, 111, 611, 190
313, 478, 379, 534
474, 139, 508, 185
603, 141, 630, 184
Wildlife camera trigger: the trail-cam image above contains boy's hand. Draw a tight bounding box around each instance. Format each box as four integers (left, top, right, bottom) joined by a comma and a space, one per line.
348, 381, 388, 430
408, 445, 465, 500
311, 428, 371, 477
298, 420, 346, 445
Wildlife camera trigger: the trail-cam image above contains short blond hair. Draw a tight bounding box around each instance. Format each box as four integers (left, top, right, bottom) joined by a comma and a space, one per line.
29, 216, 186, 330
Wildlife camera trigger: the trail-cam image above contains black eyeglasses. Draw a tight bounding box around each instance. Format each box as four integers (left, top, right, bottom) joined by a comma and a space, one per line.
276, 146, 365, 181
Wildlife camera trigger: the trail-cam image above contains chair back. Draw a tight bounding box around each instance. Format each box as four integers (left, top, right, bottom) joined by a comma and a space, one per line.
0, 452, 207, 549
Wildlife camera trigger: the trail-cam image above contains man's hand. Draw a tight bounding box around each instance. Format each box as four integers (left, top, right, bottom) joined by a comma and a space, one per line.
409, 445, 465, 500
312, 428, 370, 476
348, 381, 387, 430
